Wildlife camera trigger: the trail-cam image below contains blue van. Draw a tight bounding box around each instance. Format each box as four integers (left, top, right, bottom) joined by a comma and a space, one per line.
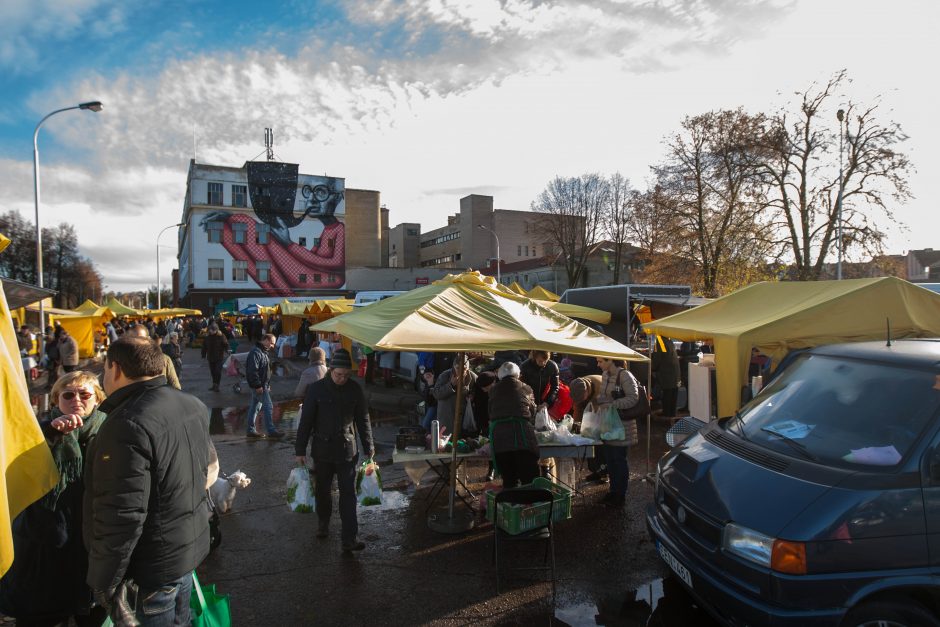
647, 340, 940, 626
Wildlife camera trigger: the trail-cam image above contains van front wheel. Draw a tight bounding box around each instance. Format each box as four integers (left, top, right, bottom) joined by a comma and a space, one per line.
843, 599, 940, 627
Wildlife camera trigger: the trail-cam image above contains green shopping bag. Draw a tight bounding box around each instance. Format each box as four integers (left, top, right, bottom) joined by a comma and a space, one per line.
191, 571, 232, 627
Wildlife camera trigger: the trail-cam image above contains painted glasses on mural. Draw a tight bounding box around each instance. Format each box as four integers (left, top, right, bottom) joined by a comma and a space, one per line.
199, 161, 345, 293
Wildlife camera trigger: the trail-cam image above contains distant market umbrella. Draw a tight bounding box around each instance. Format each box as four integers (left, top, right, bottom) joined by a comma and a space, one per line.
526, 285, 560, 302
313, 271, 646, 532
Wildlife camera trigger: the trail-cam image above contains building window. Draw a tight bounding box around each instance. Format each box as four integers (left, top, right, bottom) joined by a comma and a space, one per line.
524, 245, 529, 257
328, 273, 337, 283
327, 238, 335, 251
207, 296, 215, 307
207, 182, 223, 205
256, 261, 270, 283
456, 253, 462, 261
524, 222, 529, 234
299, 273, 307, 283
392, 244, 396, 251
232, 222, 247, 244
208, 259, 224, 281
232, 260, 248, 282
313, 237, 321, 248
207, 221, 222, 243
407, 228, 419, 236
299, 237, 307, 247
256, 223, 269, 244
532, 245, 537, 257
314, 274, 322, 284
232, 184, 247, 207
419, 231, 461, 248
517, 245, 522, 257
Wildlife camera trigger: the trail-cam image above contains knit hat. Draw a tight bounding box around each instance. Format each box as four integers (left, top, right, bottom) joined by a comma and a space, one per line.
330, 348, 352, 369
569, 377, 590, 403
476, 371, 497, 388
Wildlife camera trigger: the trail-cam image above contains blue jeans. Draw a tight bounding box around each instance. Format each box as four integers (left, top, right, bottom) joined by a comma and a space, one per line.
603, 444, 629, 497
133, 574, 192, 627
420, 405, 438, 431
247, 387, 275, 434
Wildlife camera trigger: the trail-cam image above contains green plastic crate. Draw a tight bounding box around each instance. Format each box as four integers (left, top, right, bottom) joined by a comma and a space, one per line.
485, 477, 572, 535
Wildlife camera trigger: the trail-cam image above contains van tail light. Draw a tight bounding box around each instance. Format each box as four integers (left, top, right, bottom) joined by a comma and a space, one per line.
771, 539, 807, 574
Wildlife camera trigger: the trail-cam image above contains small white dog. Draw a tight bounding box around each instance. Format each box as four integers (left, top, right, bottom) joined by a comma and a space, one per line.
209, 470, 251, 514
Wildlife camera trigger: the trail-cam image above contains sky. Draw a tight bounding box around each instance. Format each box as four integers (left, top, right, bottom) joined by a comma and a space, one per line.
0, 0, 937, 293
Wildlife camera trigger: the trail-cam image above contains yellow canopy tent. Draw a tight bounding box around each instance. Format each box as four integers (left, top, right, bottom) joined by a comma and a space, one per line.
103, 297, 141, 317
73, 299, 100, 313
508, 281, 527, 296
276, 300, 312, 335
0, 235, 59, 576
527, 285, 560, 302
312, 271, 646, 530
641, 277, 940, 419
312, 271, 645, 361
535, 300, 611, 324
51, 306, 115, 358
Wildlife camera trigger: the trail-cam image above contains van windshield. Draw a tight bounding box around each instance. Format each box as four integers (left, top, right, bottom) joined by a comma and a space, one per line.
735, 354, 940, 470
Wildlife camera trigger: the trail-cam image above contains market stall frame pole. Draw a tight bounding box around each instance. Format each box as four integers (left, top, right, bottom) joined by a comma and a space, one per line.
427, 350, 475, 534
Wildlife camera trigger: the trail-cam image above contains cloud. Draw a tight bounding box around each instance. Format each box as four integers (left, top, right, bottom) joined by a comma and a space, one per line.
0, 0, 133, 72
30, 0, 790, 173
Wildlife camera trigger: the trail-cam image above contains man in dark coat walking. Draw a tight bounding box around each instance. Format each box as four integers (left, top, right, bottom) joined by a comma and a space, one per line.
201, 323, 229, 391
84, 336, 210, 626
295, 348, 375, 552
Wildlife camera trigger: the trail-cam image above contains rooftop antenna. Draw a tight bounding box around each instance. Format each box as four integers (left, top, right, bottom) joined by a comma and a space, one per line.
192, 124, 197, 162
264, 128, 275, 161
886, 317, 892, 347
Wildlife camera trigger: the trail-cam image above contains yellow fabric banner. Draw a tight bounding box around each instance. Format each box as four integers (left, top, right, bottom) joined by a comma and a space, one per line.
0, 283, 59, 576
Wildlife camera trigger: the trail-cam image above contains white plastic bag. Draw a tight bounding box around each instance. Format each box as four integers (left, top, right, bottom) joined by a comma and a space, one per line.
580, 404, 602, 439
535, 406, 555, 432
286, 466, 315, 513
356, 459, 383, 506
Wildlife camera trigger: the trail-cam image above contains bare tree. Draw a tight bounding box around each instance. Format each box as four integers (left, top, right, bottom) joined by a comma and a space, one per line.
531, 174, 607, 288
654, 109, 776, 296
601, 172, 633, 284
760, 71, 912, 280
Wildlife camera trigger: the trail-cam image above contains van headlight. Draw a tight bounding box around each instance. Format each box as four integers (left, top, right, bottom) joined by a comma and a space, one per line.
722, 523, 774, 566
722, 523, 807, 574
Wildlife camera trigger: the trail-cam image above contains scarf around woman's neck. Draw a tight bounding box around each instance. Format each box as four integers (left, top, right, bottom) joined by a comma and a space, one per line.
41, 407, 107, 510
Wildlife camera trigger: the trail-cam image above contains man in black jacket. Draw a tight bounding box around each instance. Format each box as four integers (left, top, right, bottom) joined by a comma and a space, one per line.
246, 333, 283, 438
295, 348, 375, 552
84, 336, 210, 626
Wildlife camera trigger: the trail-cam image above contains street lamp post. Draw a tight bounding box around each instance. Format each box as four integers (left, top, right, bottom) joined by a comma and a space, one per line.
33, 101, 102, 356
835, 108, 846, 280
157, 223, 184, 309
477, 224, 500, 283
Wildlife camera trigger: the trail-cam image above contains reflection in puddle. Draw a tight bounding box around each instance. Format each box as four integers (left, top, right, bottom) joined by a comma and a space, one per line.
555, 577, 718, 626
358, 490, 411, 512
209, 399, 303, 435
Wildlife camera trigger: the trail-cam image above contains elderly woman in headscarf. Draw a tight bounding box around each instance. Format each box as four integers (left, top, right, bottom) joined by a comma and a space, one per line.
0, 370, 108, 626
487, 362, 539, 488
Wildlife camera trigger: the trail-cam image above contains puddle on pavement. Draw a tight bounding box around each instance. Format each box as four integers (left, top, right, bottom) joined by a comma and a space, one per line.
554, 576, 718, 626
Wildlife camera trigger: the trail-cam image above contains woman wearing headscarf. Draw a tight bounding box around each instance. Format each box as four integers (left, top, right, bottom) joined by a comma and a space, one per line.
0, 371, 108, 626
295, 346, 328, 398
487, 362, 539, 488
162, 331, 183, 379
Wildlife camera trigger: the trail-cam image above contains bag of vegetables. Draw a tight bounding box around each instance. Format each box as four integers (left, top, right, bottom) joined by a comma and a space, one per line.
356, 459, 383, 507
286, 465, 315, 513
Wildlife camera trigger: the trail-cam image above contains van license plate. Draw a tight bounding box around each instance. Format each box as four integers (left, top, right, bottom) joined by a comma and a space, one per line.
657, 541, 693, 589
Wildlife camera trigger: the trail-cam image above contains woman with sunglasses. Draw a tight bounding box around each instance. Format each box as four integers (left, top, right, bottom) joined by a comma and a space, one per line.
0, 371, 108, 626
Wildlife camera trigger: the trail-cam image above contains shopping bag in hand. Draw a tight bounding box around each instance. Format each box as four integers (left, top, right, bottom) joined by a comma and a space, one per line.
286, 466, 315, 513
224, 356, 238, 377
580, 404, 602, 439
534, 406, 556, 432
600, 405, 626, 441
356, 459, 383, 506
191, 571, 232, 627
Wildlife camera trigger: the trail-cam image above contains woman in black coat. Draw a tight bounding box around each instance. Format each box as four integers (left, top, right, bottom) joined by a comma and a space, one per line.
488, 362, 539, 488
0, 371, 108, 626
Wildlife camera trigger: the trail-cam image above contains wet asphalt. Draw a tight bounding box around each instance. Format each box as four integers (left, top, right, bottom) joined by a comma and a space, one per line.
34, 343, 718, 626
